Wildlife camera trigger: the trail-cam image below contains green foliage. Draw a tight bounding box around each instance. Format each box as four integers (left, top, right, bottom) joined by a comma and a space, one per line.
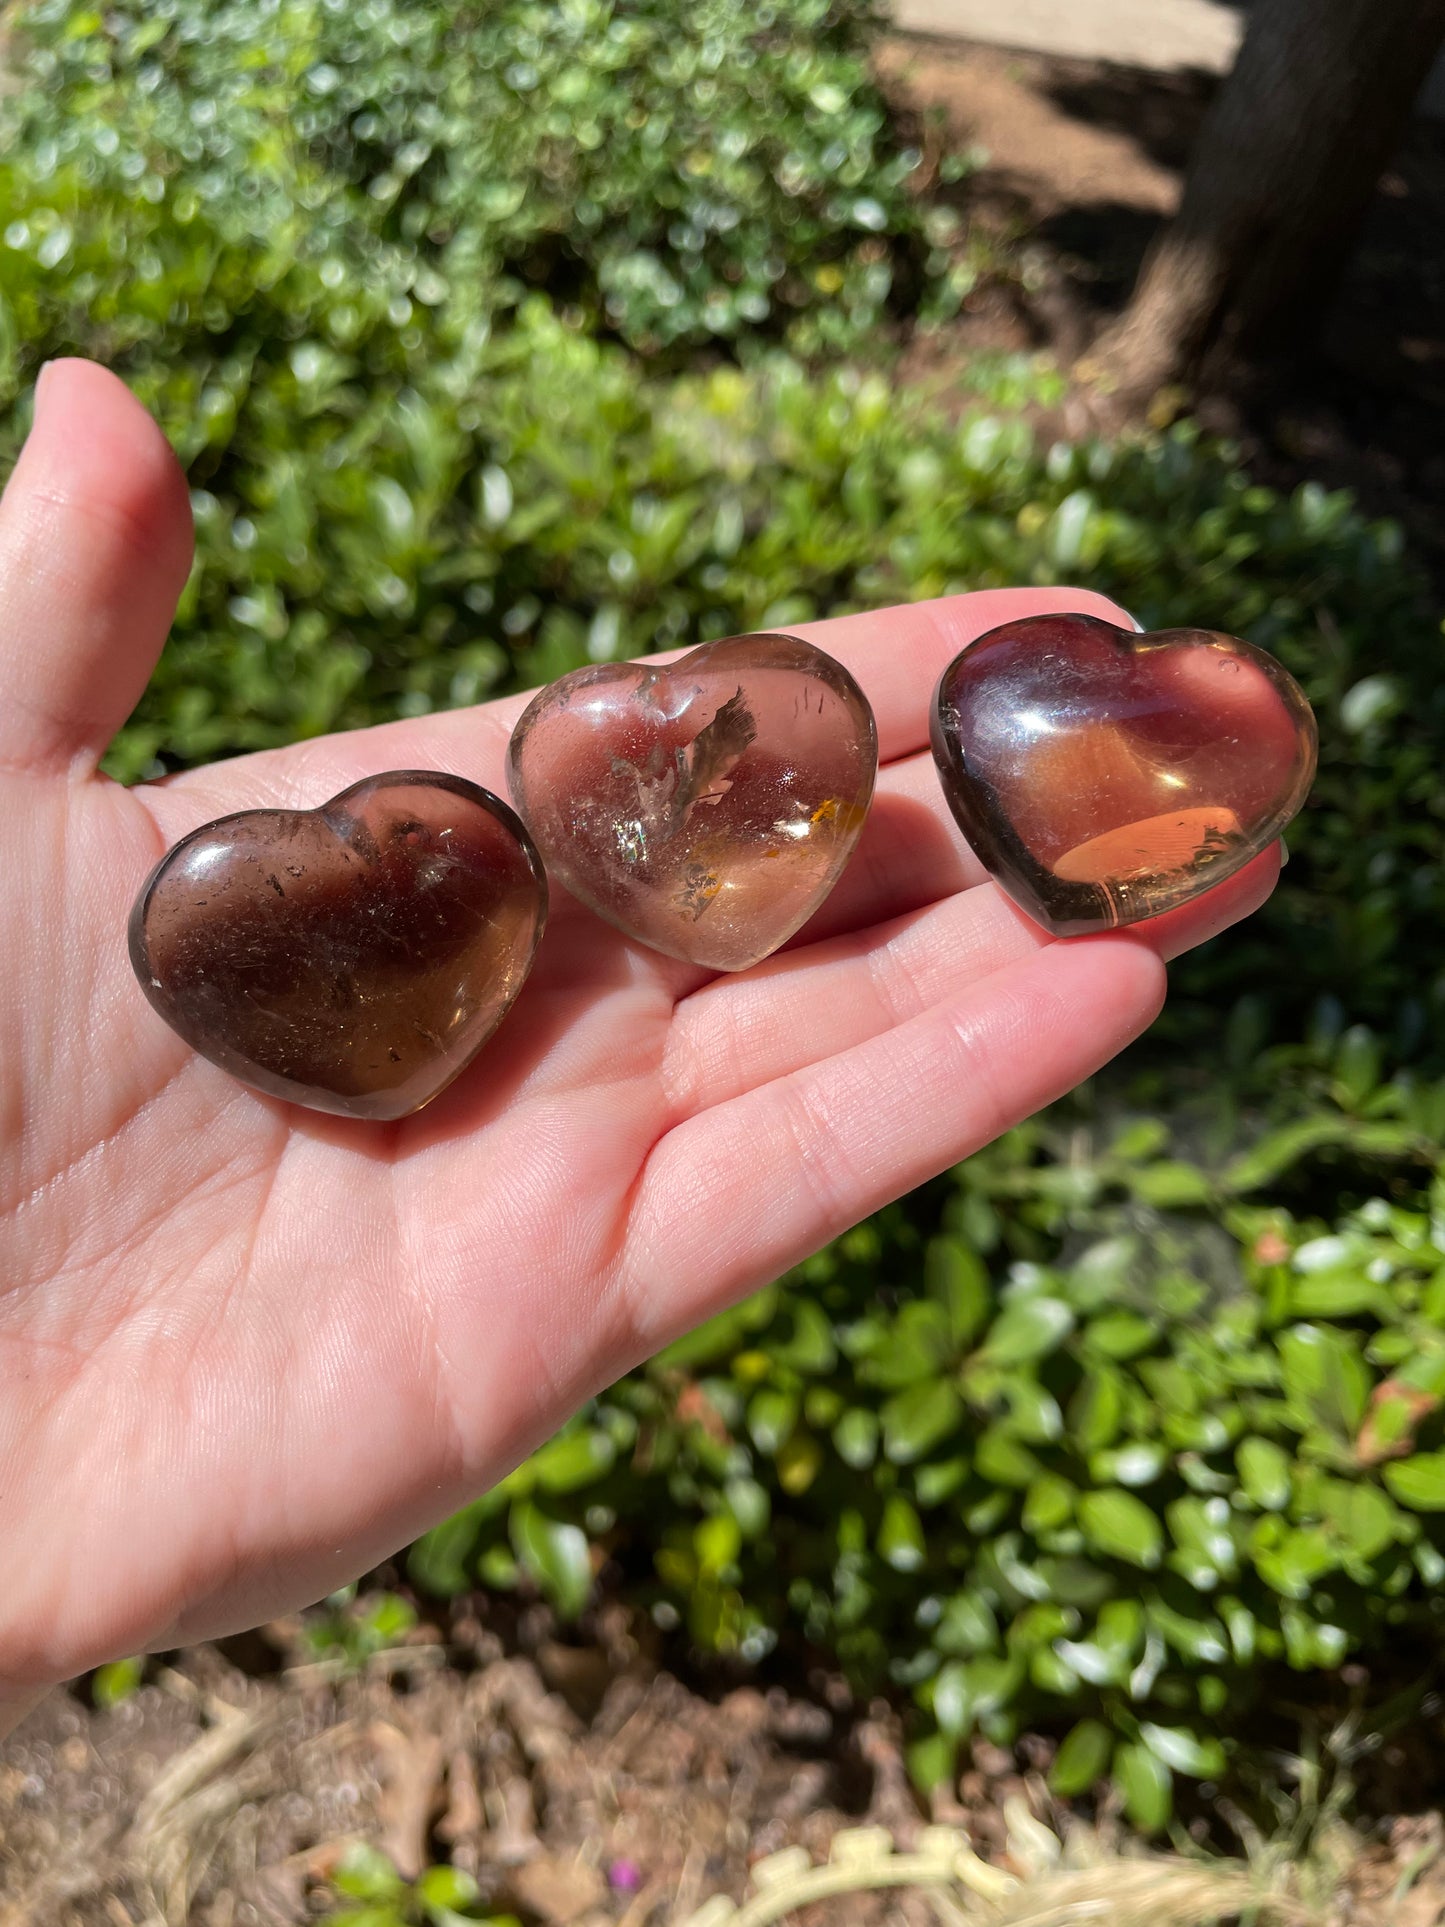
298, 1584, 418, 1670
91, 1655, 145, 1707
0, 0, 970, 380
411, 1104, 1445, 1828
325, 1841, 517, 1927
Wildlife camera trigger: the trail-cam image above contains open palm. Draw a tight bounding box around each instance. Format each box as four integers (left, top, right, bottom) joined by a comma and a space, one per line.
0, 363, 1278, 1726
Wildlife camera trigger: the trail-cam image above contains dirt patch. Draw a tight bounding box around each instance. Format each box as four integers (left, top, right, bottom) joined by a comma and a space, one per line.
879, 39, 1192, 221
877, 33, 1445, 575
0, 1604, 1045, 1927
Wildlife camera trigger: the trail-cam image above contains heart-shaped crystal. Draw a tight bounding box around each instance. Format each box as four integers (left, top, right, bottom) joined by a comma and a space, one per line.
931, 613, 1317, 935
129, 772, 547, 1119
507, 634, 878, 969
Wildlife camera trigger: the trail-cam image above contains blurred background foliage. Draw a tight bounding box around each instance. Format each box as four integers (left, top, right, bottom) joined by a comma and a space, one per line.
5, 0, 1445, 1831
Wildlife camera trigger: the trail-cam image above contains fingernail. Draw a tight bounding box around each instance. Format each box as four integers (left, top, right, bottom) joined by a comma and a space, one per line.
1128, 611, 1145, 633
1278, 837, 1290, 869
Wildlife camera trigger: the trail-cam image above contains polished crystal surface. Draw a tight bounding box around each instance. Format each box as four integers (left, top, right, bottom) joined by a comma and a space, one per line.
507, 633, 878, 970
931, 613, 1317, 936
129, 772, 547, 1119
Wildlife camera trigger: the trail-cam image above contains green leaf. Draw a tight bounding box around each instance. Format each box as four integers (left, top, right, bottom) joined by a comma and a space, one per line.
975, 1425, 1043, 1487
1109, 1119, 1170, 1163
1090, 1443, 1166, 1488
878, 1494, 927, 1572
530, 1428, 617, 1493
915, 1456, 970, 1507
1052, 1637, 1126, 1688
862, 1301, 955, 1388
417, 1865, 482, 1915
881, 1380, 963, 1464
655, 1304, 755, 1373
906, 1731, 957, 1793
359, 1593, 417, 1649
1002, 1377, 1065, 1444
1221, 1597, 1257, 1664
1078, 1490, 1163, 1569
1139, 1722, 1226, 1779
1236, 1437, 1292, 1511
982, 1296, 1074, 1365
925, 1234, 991, 1345
1115, 1742, 1172, 1832
1146, 1595, 1228, 1665
694, 1511, 742, 1576
724, 1475, 771, 1539
1291, 1273, 1390, 1318
747, 1387, 799, 1455
772, 1298, 838, 1375
509, 1502, 593, 1618
935, 1591, 999, 1657
478, 1544, 519, 1590
1279, 1324, 1370, 1438
332, 1843, 406, 1900
1022, 1473, 1075, 1533
1129, 1161, 1213, 1208
1166, 1496, 1239, 1584
92, 1656, 144, 1708
1034, 1556, 1115, 1610
1254, 1523, 1337, 1599
1049, 1718, 1113, 1796
1084, 1311, 1158, 1360
1385, 1453, 1445, 1511
932, 1659, 975, 1738
1069, 1369, 1125, 1452
1325, 1480, 1402, 1560
1221, 1117, 1359, 1194
1333, 1024, 1382, 1107
833, 1408, 879, 1470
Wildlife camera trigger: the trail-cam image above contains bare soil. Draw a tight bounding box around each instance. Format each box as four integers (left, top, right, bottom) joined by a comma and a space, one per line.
877, 35, 1445, 575
0, 1599, 1083, 1927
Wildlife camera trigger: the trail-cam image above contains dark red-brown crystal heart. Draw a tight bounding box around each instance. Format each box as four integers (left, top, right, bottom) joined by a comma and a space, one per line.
129, 772, 547, 1119
931, 613, 1317, 936
507, 634, 878, 970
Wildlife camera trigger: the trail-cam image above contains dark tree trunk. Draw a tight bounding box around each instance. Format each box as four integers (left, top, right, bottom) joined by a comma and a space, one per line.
1096, 0, 1445, 400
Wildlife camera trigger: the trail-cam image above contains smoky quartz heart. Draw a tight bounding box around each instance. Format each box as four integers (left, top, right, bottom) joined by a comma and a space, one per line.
507, 634, 878, 970
931, 613, 1317, 936
129, 771, 547, 1119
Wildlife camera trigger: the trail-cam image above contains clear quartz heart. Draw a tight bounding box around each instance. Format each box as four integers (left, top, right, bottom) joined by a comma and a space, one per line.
508, 634, 877, 970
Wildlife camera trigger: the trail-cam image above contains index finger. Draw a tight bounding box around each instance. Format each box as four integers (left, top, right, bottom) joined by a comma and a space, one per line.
791, 586, 1135, 763
138, 586, 1136, 834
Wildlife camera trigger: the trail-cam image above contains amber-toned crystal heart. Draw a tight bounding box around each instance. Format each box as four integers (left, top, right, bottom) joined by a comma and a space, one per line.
507, 634, 878, 970
931, 613, 1317, 935
129, 772, 547, 1119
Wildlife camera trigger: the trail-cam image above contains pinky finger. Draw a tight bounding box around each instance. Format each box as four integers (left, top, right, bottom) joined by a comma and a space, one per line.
623, 935, 1166, 1346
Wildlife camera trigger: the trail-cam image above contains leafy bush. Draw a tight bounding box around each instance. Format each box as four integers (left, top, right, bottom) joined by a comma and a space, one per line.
412, 1066, 1445, 1829
0, 0, 972, 370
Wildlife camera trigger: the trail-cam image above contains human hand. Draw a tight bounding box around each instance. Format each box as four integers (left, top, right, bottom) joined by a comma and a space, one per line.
0, 362, 1279, 1730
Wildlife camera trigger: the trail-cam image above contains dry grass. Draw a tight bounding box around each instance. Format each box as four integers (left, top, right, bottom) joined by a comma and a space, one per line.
4, 1630, 1442, 1927
681, 1802, 1318, 1927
